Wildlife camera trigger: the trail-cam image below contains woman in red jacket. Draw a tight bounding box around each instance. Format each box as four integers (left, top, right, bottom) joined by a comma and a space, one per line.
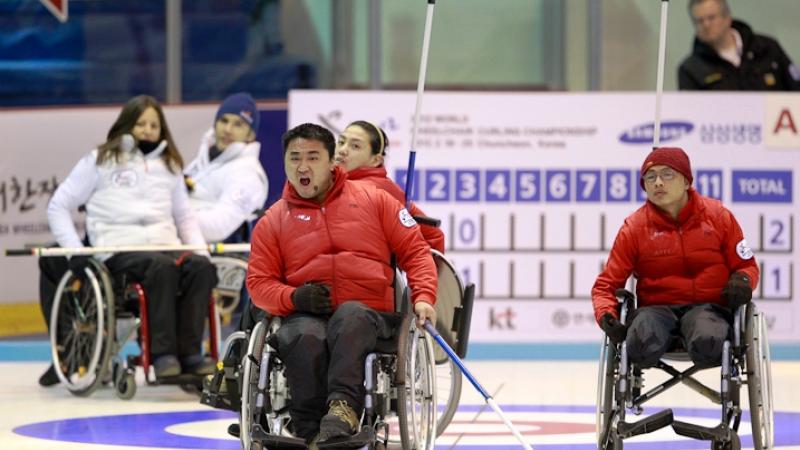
592, 147, 759, 369
335, 120, 445, 253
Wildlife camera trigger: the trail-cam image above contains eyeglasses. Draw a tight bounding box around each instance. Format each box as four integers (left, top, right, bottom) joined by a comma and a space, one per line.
643, 169, 677, 184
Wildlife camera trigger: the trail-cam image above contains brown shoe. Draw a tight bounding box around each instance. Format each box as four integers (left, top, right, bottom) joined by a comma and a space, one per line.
318, 400, 359, 442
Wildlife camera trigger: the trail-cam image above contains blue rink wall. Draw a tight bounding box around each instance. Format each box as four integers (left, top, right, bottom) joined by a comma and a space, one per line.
2, 341, 799, 362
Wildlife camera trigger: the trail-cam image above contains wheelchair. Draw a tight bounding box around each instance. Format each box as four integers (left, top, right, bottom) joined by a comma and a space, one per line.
596, 289, 774, 450
207, 249, 474, 450
49, 256, 223, 399
211, 254, 250, 316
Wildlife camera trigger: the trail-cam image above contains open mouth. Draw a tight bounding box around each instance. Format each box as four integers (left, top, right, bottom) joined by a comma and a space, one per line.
300, 176, 311, 186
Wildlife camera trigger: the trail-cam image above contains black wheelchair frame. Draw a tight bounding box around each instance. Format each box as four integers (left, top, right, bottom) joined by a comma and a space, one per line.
202, 249, 475, 450
597, 289, 774, 450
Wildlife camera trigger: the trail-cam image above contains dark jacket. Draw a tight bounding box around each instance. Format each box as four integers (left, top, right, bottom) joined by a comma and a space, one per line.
678, 20, 800, 91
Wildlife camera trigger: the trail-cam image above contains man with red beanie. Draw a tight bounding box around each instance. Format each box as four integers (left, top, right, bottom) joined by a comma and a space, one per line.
592, 147, 759, 369
246, 123, 437, 446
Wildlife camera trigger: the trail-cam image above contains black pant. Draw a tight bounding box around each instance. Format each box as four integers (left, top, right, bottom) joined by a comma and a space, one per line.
626, 303, 732, 369
276, 302, 396, 441
38, 255, 69, 331
104, 252, 217, 357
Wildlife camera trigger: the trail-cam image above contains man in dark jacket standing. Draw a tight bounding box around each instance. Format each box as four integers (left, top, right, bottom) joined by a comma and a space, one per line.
678, 0, 800, 90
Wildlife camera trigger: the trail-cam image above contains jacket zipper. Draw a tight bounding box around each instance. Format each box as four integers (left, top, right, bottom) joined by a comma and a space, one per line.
676, 223, 695, 301
320, 206, 337, 304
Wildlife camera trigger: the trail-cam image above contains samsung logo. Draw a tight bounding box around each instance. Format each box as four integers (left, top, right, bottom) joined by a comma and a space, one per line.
619, 121, 694, 144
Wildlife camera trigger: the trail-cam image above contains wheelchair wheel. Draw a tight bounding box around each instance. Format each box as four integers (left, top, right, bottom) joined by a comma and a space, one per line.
50, 261, 115, 397
240, 319, 268, 450
397, 325, 437, 450
114, 368, 137, 400
712, 432, 741, 450
596, 338, 617, 449
745, 304, 774, 450
209, 255, 249, 316
435, 357, 462, 435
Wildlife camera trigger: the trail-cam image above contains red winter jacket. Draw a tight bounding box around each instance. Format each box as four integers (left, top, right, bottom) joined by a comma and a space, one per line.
592, 189, 759, 324
348, 166, 446, 253
247, 166, 438, 317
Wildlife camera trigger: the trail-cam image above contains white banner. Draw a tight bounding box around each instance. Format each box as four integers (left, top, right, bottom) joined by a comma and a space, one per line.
290, 91, 800, 343
0, 104, 218, 304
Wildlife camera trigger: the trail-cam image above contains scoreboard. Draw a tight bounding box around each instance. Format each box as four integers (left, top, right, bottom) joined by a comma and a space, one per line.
289, 91, 800, 343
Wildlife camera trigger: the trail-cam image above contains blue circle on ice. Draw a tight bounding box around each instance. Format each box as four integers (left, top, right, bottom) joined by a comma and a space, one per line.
12, 405, 800, 449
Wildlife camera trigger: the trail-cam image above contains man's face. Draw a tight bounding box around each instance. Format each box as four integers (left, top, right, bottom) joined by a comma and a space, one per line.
215, 113, 255, 151
691, 0, 732, 47
643, 165, 690, 211
284, 137, 334, 202
335, 125, 383, 172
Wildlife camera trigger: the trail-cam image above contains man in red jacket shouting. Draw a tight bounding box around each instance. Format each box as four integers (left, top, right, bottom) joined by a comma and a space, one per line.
246, 123, 438, 445
592, 147, 759, 369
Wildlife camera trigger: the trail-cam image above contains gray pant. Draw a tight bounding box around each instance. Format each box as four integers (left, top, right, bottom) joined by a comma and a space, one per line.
626, 303, 732, 369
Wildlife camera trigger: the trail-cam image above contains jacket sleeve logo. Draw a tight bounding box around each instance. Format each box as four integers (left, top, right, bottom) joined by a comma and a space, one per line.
736, 238, 754, 260
398, 208, 417, 228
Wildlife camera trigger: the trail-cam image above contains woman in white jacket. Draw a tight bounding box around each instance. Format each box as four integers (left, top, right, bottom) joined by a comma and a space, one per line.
46, 95, 218, 379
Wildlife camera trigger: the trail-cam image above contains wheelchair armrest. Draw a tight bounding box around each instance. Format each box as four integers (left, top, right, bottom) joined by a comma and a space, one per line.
614, 288, 635, 304
614, 288, 637, 325
454, 283, 475, 359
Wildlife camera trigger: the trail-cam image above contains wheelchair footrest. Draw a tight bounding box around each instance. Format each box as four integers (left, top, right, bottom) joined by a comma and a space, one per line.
317, 426, 375, 449
200, 373, 239, 412
671, 420, 729, 441
617, 408, 674, 438
251, 424, 308, 449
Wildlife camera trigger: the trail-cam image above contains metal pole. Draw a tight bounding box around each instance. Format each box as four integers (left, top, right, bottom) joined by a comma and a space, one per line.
424, 322, 534, 449
653, 0, 670, 147
404, 0, 436, 206
5, 243, 251, 257
587, 0, 602, 91
368, 0, 382, 90
166, 0, 182, 104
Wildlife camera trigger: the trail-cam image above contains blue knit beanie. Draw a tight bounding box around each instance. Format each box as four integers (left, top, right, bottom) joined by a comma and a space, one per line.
215, 92, 260, 133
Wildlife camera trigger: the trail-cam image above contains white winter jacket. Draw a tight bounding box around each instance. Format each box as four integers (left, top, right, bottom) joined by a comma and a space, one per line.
48, 142, 207, 257
184, 128, 268, 242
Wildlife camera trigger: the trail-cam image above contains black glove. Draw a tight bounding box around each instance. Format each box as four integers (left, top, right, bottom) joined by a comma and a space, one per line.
600, 313, 628, 345
292, 283, 332, 315
721, 272, 752, 311
68, 255, 92, 278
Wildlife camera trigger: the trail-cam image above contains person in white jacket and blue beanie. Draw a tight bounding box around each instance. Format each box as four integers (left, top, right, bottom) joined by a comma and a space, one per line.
44, 95, 218, 380
184, 92, 268, 243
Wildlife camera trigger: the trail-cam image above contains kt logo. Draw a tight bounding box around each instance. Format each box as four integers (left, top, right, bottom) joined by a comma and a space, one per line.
489, 307, 517, 330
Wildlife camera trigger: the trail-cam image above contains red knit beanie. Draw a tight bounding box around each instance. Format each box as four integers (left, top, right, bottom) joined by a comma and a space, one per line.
639, 147, 693, 189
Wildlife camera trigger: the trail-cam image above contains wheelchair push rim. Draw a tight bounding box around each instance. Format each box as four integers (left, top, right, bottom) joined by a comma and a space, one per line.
397, 326, 438, 450
435, 356, 462, 435
240, 319, 267, 450
746, 304, 774, 450
50, 262, 115, 396
596, 337, 618, 448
